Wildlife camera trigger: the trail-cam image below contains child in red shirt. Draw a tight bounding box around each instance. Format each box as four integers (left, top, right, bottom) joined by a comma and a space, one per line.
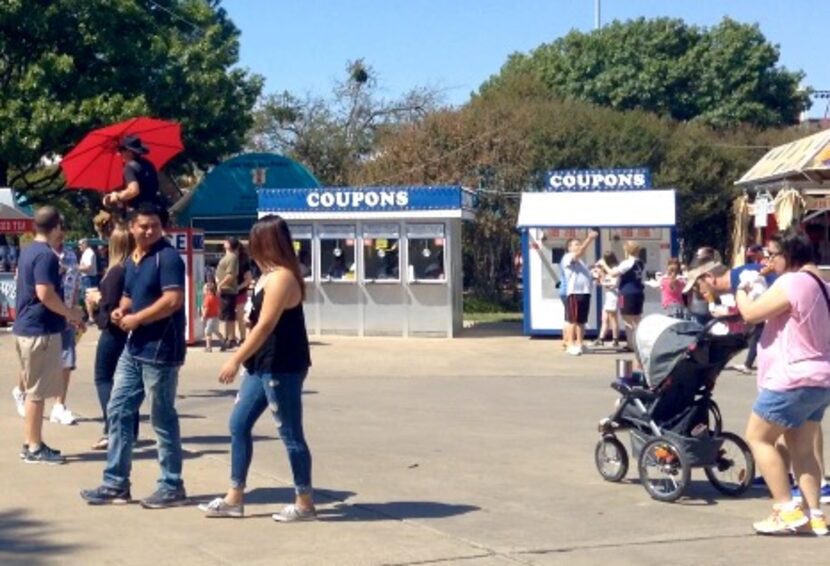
201, 281, 224, 352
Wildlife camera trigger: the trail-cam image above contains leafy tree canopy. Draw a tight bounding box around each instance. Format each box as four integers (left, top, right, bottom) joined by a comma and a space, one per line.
0, 0, 262, 203
481, 17, 809, 129
247, 59, 442, 185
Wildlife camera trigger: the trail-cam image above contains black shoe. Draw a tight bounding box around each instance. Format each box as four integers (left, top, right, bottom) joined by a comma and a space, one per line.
81, 485, 132, 505
140, 487, 188, 509
220, 341, 228, 352
22, 443, 65, 465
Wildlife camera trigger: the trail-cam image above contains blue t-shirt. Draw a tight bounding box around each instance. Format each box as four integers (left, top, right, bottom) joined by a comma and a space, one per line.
729, 262, 777, 293
124, 239, 186, 366
13, 241, 66, 336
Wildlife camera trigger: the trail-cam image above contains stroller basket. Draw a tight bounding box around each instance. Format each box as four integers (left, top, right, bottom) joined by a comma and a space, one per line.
630, 429, 724, 467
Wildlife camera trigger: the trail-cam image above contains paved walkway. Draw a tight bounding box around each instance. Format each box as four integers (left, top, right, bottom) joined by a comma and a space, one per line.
1, 324, 828, 565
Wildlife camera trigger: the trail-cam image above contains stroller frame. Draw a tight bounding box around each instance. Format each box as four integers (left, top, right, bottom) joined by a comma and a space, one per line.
595, 316, 756, 502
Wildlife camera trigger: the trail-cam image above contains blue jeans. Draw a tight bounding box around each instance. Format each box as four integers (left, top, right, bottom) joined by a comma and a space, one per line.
229, 370, 311, 494
94, 327, 139, 436
103, 351, 184, 492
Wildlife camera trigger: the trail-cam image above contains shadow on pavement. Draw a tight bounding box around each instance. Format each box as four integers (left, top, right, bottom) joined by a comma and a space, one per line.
65, 447, 228, 463
607, 478, 770, 505
181, 434, 273, 445
0, 508, 80, 564
321, 501, 480, 522
458, 321, 523, 339
182, 389, 318, 400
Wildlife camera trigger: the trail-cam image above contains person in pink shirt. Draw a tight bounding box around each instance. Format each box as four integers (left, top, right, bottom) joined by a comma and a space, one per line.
646, 260, 686, 318
734, 230, 830, 535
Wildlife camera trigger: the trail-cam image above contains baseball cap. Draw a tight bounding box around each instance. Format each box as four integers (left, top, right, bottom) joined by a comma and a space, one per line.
682, 261, 721, 294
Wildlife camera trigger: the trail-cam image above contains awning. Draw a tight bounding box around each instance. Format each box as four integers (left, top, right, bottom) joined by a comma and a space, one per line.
516, 190, 676, 228
736, 128, 830, 187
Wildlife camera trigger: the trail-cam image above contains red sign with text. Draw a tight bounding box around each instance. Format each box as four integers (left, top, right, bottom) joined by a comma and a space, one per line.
0, 219, 33, 233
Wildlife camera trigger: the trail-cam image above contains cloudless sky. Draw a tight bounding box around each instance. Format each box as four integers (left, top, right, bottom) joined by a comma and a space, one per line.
225, 0, 830, 115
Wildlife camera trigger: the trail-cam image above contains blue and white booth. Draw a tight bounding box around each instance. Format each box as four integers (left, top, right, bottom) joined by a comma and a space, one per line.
258, 186, 476, 337
516, 168, 677, 336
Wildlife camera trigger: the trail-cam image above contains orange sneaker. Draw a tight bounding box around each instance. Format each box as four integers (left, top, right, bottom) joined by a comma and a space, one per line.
753, 505, 809, 535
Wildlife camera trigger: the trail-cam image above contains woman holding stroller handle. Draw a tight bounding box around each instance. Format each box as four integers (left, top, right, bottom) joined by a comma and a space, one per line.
199, 215, 314, 522
735, 230, 830, 535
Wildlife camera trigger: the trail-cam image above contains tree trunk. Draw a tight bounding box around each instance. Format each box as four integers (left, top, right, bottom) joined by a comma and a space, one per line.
0, 160, 7, 186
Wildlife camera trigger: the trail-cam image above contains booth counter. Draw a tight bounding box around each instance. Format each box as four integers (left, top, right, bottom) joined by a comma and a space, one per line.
258, 186, 475, 337
516, 170, 677, 336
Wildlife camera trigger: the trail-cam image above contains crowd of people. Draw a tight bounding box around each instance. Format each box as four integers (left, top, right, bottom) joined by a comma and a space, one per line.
10, 135, 316, 522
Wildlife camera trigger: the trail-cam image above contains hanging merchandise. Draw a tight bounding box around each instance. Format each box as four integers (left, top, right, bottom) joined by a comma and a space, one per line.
773, 188, 805, 230
754, 194, 770, 228
730, 195, 750, 267
333, 240, 343, 257
376, 238, 389, 251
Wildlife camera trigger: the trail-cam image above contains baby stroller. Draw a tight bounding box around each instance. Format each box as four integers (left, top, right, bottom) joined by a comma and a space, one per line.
594, 314, 756, 502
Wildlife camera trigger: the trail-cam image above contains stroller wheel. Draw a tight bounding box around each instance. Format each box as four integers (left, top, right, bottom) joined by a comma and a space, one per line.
638, 437, 690, 502
704, 431, 755, 497
595, 436, 628, 482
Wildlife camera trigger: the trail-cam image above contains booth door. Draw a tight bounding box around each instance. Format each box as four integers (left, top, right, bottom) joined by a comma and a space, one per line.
318, 224, 361, 335
360, 223, 405, 336
525, 228, 599, 335
291, 224, 318, 335
406, 223, 451, 337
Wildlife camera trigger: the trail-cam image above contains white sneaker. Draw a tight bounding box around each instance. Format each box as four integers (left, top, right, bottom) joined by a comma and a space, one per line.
49, 404, 77, 425
11, 386, 25, 418
567, 345, 583, 356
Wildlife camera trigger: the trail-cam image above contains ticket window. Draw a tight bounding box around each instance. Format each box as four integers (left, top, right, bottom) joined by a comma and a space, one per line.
407, 224, 446, 282
290, 224, 313, 280
363, 223, 401, 282
320, 224, 357, 282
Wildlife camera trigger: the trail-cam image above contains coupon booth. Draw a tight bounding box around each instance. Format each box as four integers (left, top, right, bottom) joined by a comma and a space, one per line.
258, 186, 475, 337
165, 228, 206, 344
517, 168, 677, 336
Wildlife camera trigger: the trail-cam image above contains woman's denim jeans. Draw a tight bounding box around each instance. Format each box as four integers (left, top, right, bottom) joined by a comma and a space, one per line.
94, 328, 140, 436
229, 370, 312, 494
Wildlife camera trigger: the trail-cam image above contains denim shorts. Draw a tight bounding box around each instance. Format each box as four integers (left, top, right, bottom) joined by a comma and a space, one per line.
753, 386, 830, 429
60, 326, 76, 371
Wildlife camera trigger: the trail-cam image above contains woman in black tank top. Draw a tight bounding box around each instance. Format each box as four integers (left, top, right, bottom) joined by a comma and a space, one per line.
201, 215, 315, 521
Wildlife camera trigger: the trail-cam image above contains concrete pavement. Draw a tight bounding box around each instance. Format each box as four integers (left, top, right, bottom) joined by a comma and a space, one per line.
1, 323, 828, 565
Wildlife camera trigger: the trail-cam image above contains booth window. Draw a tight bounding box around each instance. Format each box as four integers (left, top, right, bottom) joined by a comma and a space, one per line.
319, 224, 356, 282
363, 223, 400, 282
407, 224, 446, 281
291, 224, 313, 280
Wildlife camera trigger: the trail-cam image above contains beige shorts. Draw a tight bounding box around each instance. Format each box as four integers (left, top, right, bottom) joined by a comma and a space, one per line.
15, 334, 64, 402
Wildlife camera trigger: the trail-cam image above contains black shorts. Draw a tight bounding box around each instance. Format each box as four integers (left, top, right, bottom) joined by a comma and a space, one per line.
565, 294, 591, 324
219, 292, 237, 321
620, 293, 645, 316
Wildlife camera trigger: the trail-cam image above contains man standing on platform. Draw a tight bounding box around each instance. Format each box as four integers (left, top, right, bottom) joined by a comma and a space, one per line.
215, 236, 240, 350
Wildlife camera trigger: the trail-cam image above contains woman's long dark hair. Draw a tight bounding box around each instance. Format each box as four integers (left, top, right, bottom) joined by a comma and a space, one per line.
248, 215, 305, 300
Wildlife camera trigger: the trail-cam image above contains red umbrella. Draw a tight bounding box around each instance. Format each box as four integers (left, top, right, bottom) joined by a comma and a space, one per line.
60, 117, 184, 192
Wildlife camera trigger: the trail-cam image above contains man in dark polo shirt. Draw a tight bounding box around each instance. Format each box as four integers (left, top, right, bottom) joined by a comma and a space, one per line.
81, 202, 187, 508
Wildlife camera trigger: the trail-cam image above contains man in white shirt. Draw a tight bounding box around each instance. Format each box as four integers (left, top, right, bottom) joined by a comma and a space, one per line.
78, 239, 98, 321
562, 230, 598, 356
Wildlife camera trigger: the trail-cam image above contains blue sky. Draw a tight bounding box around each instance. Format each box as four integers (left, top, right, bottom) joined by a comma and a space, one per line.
226, 0, 830, 115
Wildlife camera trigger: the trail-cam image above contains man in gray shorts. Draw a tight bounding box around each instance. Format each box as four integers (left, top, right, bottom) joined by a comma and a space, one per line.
13, 206, 82, 464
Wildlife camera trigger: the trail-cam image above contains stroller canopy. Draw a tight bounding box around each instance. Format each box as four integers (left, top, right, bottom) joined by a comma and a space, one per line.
636, 314, 703, 387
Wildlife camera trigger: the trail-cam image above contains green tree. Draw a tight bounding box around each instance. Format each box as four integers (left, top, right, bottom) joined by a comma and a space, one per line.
482, 17, 809, 129
0, 0, 262, 213
247, 59, 442, 185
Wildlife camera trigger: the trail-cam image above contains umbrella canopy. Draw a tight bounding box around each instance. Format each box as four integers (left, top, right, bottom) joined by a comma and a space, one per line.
60, 117, 183, 192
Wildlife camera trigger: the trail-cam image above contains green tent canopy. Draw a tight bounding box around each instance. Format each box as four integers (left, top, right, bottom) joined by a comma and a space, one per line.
174, 153, 320, 235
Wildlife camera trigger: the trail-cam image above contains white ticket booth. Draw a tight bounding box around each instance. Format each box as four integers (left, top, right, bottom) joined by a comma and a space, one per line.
517, 174, 676, 336
258, 186, 475, 337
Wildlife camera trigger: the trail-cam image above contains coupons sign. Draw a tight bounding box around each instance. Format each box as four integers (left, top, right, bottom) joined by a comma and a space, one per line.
544, 168, 652, 192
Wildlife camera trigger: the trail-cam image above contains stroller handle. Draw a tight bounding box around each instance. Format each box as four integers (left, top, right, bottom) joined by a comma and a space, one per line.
697, 314, 744, 339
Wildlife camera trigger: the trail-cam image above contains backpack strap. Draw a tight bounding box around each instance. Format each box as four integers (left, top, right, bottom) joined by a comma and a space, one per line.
802, 271, 830, 313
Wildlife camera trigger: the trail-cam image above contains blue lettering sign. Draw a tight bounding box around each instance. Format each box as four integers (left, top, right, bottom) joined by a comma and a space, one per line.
544, 168, 652, 192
